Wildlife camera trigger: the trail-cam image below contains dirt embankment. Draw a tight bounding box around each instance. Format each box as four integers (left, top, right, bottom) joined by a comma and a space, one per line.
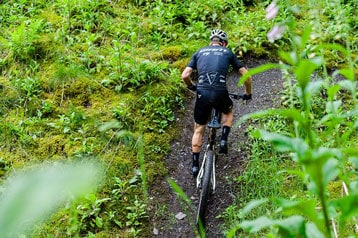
148, 57, 284, 238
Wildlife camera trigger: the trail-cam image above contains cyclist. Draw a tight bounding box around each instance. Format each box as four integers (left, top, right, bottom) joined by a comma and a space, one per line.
181, 29, 252, 176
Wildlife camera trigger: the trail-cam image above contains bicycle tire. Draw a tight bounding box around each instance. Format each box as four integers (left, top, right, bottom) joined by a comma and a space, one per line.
196, 150, 214, 226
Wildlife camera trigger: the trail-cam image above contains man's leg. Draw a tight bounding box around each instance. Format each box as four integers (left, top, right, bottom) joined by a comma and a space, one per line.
219, 111, 233, 154
191, 123, 206, 176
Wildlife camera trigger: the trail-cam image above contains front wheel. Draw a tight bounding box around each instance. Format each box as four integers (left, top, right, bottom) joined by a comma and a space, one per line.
196, 150, 214, 227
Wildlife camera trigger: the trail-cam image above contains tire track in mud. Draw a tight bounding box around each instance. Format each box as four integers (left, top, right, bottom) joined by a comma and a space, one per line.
148, 57, 284, 238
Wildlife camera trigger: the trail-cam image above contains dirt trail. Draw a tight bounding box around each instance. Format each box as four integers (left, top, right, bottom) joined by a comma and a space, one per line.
148, 57, 284, 237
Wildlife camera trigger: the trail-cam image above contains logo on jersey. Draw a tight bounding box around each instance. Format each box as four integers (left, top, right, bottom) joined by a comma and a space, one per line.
199, 48, 227, 56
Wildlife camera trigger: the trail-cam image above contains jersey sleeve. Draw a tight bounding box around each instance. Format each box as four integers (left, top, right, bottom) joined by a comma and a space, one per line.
231, 52, 245, 71
187, 52, 197, 69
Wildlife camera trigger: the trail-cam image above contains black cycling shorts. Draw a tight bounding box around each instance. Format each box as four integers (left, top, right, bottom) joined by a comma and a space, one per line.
194, 88, 233, 125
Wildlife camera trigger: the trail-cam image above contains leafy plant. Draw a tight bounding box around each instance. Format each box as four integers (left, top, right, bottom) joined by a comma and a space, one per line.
228, 1, 358, 237
140, 91, 177, 133
57, 108, 87, 134
12, 76, 42, 115
107, 58, 169, 92
0, 120, 35, 148
125, 196, 148, 232
76, 194, 111, 234
8, 20, 45, 62
109, 172, 148, 236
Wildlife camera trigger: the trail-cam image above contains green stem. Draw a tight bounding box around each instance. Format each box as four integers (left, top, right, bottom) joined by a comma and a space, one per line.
302, 89, 331, 236
318, 178, 332, 238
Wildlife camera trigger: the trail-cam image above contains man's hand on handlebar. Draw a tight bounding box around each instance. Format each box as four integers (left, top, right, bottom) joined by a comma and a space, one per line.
241, 93, 252, 100
229, 93, 252, 100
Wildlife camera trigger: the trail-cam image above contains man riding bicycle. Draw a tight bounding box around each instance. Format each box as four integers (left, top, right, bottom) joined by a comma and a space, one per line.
181, 29, 252, 177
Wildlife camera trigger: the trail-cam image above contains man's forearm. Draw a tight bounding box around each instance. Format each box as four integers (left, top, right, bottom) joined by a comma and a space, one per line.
181, 67, 194, 86
239, 67, 252, 95
244, 77, 252, 95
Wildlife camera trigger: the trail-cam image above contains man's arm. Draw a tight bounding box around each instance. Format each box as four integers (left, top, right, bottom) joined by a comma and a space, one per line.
181, 66, 194, 87
239, 67, 252, 95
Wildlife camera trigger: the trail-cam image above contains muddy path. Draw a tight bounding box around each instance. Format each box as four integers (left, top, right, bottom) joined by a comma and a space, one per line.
148, 57, 284, 238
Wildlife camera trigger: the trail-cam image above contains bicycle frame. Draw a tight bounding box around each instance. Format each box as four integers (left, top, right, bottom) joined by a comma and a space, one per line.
196, 109, 221, 192
195, 93, 244, 227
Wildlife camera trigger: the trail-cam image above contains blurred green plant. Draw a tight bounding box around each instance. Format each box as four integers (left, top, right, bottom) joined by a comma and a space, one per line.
167, 178, 203, 237
0, 161, 103, 238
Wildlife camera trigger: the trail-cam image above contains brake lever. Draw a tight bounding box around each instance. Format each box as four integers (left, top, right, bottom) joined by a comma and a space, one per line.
229, 93, 243, 100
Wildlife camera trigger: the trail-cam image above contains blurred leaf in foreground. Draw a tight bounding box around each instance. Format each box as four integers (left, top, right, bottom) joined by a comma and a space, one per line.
0, 160, 104, 237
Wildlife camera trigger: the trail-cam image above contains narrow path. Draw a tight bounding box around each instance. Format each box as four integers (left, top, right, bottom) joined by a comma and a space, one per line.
149, 57, 284, 237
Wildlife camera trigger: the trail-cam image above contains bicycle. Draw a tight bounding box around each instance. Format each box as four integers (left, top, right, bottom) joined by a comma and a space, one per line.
195, 93, 244, 227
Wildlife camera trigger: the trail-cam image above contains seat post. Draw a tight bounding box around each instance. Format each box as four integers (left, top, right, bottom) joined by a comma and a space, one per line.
208, 109, 221, 129
207, 109, 221, 150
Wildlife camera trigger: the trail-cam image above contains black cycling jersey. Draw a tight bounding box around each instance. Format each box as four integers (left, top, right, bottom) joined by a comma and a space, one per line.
187, 45, 244, 125
187, 45, 244, 89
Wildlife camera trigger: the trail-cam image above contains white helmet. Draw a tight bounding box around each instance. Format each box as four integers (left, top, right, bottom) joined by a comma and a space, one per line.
210, 29, 228, 43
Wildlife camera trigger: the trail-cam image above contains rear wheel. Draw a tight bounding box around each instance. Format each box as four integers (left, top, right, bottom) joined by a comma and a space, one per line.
196, 150, 214, 226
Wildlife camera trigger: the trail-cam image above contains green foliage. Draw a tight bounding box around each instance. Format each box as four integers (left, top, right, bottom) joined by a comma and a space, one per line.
140, 89, 178, 133
75, 194, 111, 234
106, 55, 169, 93
8, 20, 45, 63
112, 77, 184, 133
220, 115, 304, 235
12, 76, 42, 115
226, 2, 358, 237
0, 0, 357, 236
57, 108, 87, 134
231, 4, 281, 56
54, 173, 148, 237
0, 119, 37, 148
